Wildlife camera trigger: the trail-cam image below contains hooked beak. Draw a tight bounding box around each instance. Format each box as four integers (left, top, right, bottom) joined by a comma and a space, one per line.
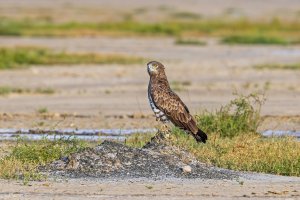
147, 63, 157, 75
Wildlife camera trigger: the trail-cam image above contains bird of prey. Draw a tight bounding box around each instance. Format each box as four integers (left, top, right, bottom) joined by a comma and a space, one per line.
147, 61, 207, 143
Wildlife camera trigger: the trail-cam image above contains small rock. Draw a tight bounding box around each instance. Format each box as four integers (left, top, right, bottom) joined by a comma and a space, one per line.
106, 153, 116, 159
182, 165, 192, 173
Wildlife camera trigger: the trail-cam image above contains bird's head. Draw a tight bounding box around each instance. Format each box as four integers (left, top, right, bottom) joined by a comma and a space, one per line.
147, 61, 165, 76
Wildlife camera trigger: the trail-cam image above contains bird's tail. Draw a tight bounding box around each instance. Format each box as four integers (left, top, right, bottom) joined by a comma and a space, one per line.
193, 129, 208, 143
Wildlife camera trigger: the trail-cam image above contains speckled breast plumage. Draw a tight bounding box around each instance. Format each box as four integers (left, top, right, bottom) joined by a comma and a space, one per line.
148, 82, 169, 123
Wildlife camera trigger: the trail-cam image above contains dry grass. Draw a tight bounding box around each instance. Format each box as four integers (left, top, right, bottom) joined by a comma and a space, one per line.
126, 92, 300, 176
0, 139, 87, 183
170, 131, 300, 176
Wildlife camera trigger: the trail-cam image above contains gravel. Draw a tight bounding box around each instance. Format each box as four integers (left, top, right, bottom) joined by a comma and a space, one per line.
43, 132, 239, 180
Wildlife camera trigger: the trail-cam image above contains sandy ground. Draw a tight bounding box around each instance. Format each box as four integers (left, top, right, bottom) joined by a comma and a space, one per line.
0, 177, 300, 200
0, 37, 299, 130
0, 0, 299, 130
0, 0, 300, 22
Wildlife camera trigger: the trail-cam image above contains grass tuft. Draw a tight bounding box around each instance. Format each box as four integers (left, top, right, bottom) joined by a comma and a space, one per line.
0, 46, 145, 70
0, 138, 87, 183
37, 107, 48, 114
175, 38, 206, 46
196, 93, 264, 138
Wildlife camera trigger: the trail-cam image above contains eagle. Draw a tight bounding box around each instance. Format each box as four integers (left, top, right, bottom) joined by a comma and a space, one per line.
147, 61, 207, 143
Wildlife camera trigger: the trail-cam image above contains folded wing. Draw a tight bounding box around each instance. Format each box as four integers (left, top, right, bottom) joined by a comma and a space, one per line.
152, 86, 198, 134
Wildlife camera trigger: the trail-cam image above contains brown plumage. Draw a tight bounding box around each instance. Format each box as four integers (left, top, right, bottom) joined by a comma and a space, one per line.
147, 61, 207, 143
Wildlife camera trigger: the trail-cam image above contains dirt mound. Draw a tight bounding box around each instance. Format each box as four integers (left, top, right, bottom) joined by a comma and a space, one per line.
44, 133, 239, 180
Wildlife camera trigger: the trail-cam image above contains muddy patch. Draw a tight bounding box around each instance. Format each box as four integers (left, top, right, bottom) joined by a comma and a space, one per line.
43, 133, 238, 180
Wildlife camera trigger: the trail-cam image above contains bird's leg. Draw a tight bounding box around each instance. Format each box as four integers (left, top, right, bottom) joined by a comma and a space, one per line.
160, 123, 171, 139
161, 123, 169, 132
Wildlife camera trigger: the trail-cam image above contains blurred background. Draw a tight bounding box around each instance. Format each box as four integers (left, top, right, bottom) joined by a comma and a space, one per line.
0, 0, 299, 131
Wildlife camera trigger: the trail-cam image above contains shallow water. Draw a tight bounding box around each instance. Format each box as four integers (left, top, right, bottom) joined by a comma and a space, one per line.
0, 128, 156, 141
262, 130, 300, 138
0, 133, 126, 141
272, 49, 300, 57
0, 128, 299, 141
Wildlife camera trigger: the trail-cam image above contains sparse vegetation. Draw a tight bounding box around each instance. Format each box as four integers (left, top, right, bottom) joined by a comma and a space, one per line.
175, 38, 206, 46
34, 88, 55, 94
1, 93, 299, 182
0, 86, 26, 95
0, 18, 300, 45
254, 63, 300, 70
127, 92, 300, 176
0, 138, 87, 183
171, 129, 300, 176
37, 107, 48, 114
196, 93, 264, 138
222, 35, 299, 45
0, 86, 55, 96
0, 46, 145, 70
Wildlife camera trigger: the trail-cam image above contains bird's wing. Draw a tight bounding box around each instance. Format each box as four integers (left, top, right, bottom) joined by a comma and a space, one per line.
152, 85, 198, 134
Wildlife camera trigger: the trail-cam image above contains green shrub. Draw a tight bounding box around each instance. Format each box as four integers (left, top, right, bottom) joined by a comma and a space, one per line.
196, 93, 264, 138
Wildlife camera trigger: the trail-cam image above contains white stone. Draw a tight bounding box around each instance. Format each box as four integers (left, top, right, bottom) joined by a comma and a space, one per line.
182, 165, 192, 173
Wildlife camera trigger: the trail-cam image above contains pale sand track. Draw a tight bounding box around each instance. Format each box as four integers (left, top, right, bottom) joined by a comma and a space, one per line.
0, 177, 300, 200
